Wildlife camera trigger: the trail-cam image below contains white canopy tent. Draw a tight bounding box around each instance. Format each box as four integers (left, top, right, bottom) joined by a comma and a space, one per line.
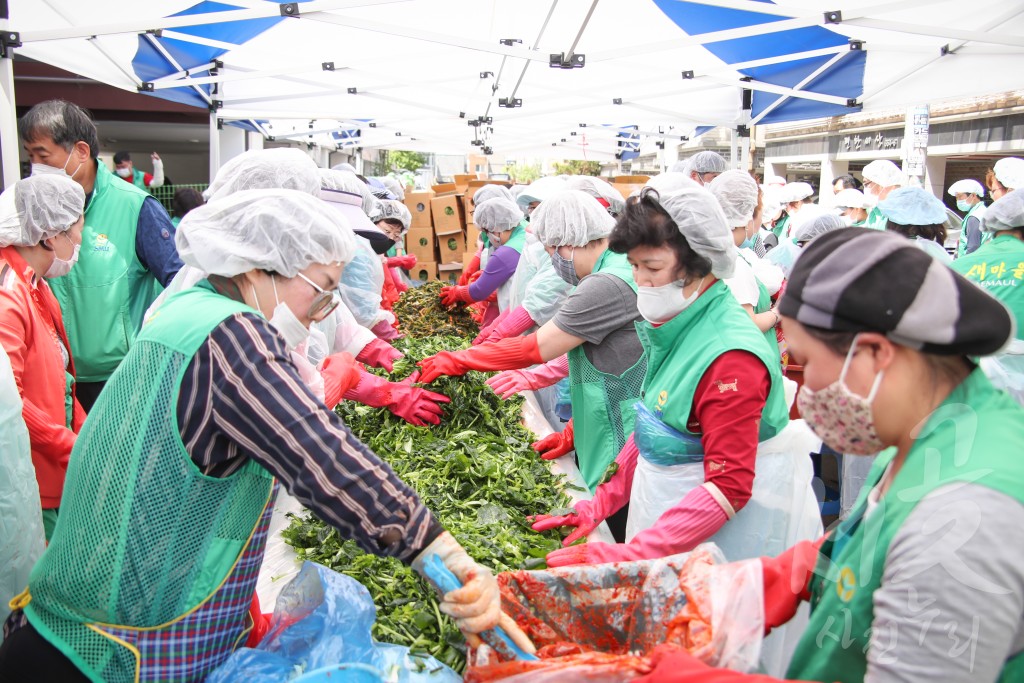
5, 0, 1024, 183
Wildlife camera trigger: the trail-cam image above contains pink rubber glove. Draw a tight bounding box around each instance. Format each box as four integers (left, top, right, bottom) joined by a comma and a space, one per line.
477, 305, 536, 345
486, 355, 569, 399
472, 309, 509, 345
320, 352, 363, 407
371, 319, 401, 341
356, 338, 404, 372
545, 484, 729, 568
386, 254, 417, 269
390, 267, 409, 294
531, 420, 574, 460
343, 368, 450, 426
530, 435, 638, 545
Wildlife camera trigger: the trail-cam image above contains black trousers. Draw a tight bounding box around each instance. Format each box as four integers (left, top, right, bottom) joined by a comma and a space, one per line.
73, 381, 105, 414
0, 618, 89, 682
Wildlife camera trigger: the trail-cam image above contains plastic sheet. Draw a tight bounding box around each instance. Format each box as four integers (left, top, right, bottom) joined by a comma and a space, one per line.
340, 235, 389, 328
465, 544, 764, 682
208, 562, 459, 683
0, 346, 42, 606
979, 339, 1024, 405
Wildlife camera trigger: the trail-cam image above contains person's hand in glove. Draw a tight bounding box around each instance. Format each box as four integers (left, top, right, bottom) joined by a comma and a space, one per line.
473, 309, 509, 345
412, 532, 536, 654
487, 355, 569, 399
371, 319, 402, 341
344, 367, 450, 426
530, 435, 637, 544
320, 352, 363, 407
761, 535, 826, 634
458, 252, 481, 286
476, 305, 536, 345
386, 371, 450, 426
355, 337, 404, 373
386, 254, 417, 270
417, 335, 542, 384
440, 285, 474, 307
531, 420, 574, 460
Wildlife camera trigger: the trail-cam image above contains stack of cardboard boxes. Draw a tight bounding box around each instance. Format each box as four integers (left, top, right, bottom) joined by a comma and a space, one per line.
402, 176, 513, 285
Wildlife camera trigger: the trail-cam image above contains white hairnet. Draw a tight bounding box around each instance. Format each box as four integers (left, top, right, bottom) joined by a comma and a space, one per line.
781, 181, 814, 204
995, 157, 1024, 190
319, 168, 376, 215
176, 189, 356, 279
510, 185, 528, 199
0, 175, 85, 247
658, 186, 737, 279
833, 188, 868, 210
371, 199, 412, 232
532, 190, 615, 247
474, 198, 523, 232
878, 187, 947, 225
565, 176, 625, 214
947, 179, 984, 197
787, 204, 832, 239
331, 162, 356, 172
517, 177, 569, 210
794, 211, 845, 243
645, 172, 699, 196
764, 175, 787, 187
687, 150, 728, 174
204, 148, 319, 201
382, 176, 405, 201
861, 159, 903, 188
982, 189, 1024, 233
761, 188, 784, 222
709, 170, 758, 227
472, 184, 514, 205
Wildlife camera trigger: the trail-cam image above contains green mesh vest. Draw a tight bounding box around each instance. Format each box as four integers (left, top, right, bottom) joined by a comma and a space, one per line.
567, 249, 647, 491
634, 279, 788, 447
787, 369, 1024, 682
25, 282, 273, 681
47, 163, 163, 382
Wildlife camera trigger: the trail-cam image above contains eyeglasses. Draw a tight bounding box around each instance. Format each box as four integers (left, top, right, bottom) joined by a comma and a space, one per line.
295, 272, 341, 321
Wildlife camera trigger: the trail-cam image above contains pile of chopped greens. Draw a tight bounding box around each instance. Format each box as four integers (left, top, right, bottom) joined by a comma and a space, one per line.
282, 301, 573, 673
392, 281, 479, 339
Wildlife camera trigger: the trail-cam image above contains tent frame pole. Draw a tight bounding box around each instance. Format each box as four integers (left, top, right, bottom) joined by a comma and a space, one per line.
0, 13, 18, 189
209, 112, 220, 183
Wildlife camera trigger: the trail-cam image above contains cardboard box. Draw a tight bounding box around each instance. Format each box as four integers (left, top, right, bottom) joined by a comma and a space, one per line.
438, 263, 464, 285
406, 227, 438, 264
431, 183, 458, 196
463, 250, 476, 270
437, 232, 466, 263
411, 261, 438, 282
404, 191, 434, 229
466, 223, 481, 249
458, 194, 473, 219
613, 175, 650, 184
453, 174, 477, 195
431, 195, 465, 235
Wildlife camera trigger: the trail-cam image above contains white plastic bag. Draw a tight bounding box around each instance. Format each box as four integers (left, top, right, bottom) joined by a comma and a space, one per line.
0, 346, 43, 605
314, 302, 376, 358
338, 236, 388, 328
979, 339, 1024, 406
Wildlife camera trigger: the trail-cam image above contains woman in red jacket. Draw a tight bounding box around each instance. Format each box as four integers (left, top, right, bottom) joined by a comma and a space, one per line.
0, 174, 87, 540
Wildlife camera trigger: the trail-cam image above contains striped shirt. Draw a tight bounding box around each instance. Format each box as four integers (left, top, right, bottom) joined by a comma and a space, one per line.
177, 311, 442, 563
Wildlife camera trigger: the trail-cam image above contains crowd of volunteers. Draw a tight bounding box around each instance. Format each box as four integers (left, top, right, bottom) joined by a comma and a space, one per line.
0, 97, 1021, 682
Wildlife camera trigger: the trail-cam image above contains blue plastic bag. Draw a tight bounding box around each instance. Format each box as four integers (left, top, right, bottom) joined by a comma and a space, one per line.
632, 401, 704, 467
206, 562, 459, 683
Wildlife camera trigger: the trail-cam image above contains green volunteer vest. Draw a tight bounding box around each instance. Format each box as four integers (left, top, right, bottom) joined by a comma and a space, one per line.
130, 168, 147, 189
567, 249, 647, 491
952, 234, 1024, 341
956, 201, 989, 258
635, 280, 788, 448
771, 214, 789, 240
502, 221, 528, 254
24, 281, 274, 682
787, 369, 1024, 682
863, 206, 888, 230
48, 163, 163, 382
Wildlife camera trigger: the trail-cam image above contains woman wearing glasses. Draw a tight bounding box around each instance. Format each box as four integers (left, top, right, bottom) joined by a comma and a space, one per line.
0, 189, 529, 682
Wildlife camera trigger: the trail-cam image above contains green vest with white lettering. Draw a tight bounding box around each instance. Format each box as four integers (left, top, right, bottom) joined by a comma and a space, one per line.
47, 163, 163, 382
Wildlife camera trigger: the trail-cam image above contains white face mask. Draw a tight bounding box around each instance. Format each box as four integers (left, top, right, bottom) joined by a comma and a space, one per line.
44, 234, 80, 278
862, 190, 879, 208
636, 277, 705, 324
840, 214, 856, 227
115, 167, 132, 178
252, 277, 310, 350
31, 151, 83, 181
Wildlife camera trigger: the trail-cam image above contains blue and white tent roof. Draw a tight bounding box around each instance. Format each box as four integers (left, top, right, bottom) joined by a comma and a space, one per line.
11, 0, 1024, 159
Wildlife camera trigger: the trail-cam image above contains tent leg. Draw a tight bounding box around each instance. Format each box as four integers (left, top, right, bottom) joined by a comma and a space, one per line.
739, 135, 751, 172
0, 18, 19, 189
209, 111, 220, 183
729, 128, 739, 170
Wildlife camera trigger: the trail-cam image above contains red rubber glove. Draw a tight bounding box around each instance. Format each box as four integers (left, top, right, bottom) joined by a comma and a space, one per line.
355, 338, 404, 373
531, 420, 574, 460
486, 355, 569, 399
380, 265, 400, 311
530, 435, 638, 545
458, 252, 481, 286
390, 267, 409, 294
320, 352, 363, 408
476, 305, 536, 345
762, 535, 827, 635
635, 644, 786, 682
440, 285, 474, 306
386, 254, 417, 269
371, 319, 401, 341
472, 308, 509, 345
417, 335, 542, 384
385, 371, 451, 426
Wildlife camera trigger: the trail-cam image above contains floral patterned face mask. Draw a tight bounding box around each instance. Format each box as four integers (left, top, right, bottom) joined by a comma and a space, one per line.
797, 335, 887, 455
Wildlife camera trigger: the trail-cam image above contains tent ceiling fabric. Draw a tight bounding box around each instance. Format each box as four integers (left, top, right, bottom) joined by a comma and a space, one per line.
11, 0, 1024, 159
